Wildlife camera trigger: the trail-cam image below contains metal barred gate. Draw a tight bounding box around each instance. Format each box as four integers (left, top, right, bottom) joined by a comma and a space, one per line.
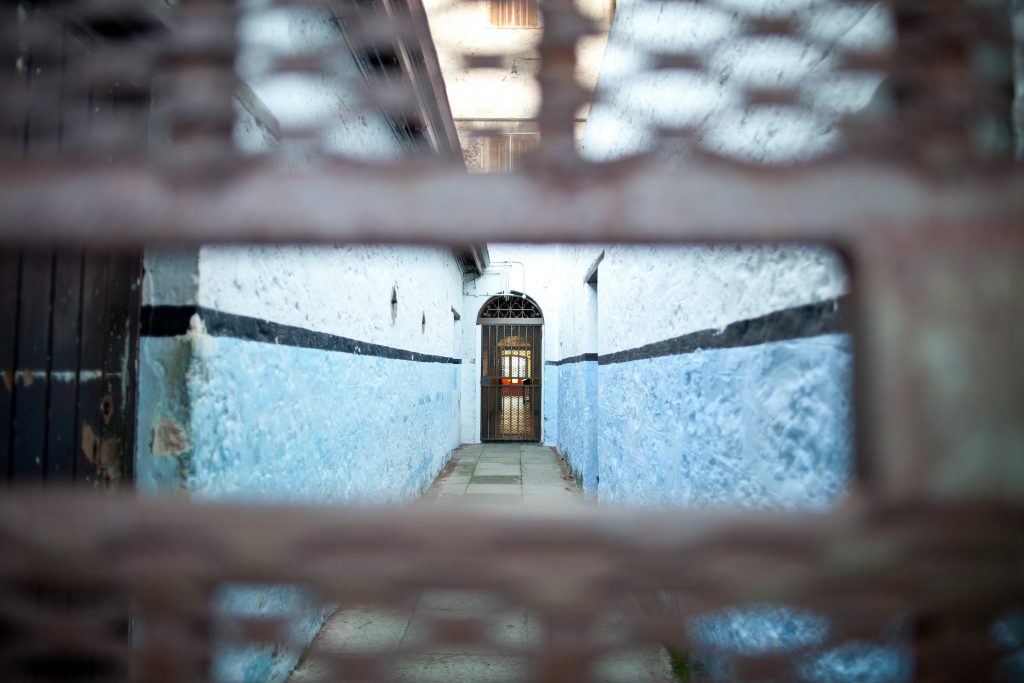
478, 295, 543, 441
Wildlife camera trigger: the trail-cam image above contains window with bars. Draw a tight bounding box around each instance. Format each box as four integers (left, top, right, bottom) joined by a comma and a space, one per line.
489, 0, 540, 28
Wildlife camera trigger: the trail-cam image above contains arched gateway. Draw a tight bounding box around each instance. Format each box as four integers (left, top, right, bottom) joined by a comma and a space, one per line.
477, 293, 543, 441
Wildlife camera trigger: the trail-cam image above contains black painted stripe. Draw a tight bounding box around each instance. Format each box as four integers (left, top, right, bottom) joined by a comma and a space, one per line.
545, 296, 849, 366
598, 296, 849, 365
141, 305, 461, 365
546, 353, 598, 366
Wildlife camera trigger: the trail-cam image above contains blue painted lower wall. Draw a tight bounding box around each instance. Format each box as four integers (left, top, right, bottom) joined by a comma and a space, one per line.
137, 333, 461, 683
555, 361, 599, 497
597, 333, 854, 510
542, 364, 559, 447
185, 337, 458, 502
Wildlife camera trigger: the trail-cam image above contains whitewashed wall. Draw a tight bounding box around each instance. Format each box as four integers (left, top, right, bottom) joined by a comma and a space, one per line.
198, 245, 463, 357
597, 245, 847, 353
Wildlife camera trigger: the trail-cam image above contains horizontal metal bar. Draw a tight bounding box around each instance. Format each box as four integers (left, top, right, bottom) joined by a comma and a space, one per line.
479, 318, 544, 325
1, 492, 1022, 614
0, 162, 1021, 246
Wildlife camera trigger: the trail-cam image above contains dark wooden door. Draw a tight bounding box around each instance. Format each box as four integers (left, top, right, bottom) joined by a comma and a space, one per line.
1, 249, 141, 487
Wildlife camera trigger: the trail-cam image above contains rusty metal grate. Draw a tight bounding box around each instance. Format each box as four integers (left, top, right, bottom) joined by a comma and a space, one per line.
1, 495, 1023, 682
0, 0, 1022, 681
0, 0, 1019, 244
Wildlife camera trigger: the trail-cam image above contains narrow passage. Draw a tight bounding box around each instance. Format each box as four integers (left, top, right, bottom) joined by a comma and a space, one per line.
288, 445, 672, 682
427, 443, 580, 506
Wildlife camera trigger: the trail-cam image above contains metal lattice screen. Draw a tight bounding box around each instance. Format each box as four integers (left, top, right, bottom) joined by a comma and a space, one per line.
0, 0, 1022, 681
2, 495, 1024, 682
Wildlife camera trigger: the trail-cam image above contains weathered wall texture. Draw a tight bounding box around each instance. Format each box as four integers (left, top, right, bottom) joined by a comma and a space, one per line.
573, 0, 871, 509
591, 246, 853, 510
597, 333, 853, 510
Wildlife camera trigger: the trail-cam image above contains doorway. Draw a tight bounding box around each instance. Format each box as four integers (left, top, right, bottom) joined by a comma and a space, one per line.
478, 294, 542, 441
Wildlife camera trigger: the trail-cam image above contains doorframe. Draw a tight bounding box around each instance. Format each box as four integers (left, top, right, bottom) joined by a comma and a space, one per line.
476, 293, 544, 443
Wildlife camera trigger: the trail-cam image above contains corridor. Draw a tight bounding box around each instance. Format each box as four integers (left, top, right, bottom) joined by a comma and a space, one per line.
287, 445, 672, 683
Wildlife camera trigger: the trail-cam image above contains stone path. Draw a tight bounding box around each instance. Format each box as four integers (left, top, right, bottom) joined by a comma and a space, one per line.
426, 442, 581, 506
288, 444, 671, 683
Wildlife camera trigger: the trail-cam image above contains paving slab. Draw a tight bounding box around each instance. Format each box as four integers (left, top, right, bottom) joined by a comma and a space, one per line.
388, 653, 525, 683
475, 463, 520, 476
399, 609, 528, 654
460, 493, 522, 505
415, 589, 509, 612
471, 475, 521, 485
466, 483, 521, 495
522, 484, 575, 496
313, 606, 412, 653
522, 471, 565, 484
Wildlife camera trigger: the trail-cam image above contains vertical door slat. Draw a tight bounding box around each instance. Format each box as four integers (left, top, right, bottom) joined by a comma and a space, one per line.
45, 251, 83, 483
11, 251, 53, 482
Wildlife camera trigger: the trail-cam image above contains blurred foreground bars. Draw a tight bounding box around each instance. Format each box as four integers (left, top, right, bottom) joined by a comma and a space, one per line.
0, 0, 1023, 681
1, 495, 1024, 682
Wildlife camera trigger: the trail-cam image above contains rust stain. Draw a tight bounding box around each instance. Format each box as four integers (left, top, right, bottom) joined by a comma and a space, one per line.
2, 370, 11, 392
80, 423, 121, 468
151, 418, 190, 456
21, 369, 33, 387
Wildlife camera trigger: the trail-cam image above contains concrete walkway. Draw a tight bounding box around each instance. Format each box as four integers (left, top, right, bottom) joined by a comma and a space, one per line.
426, 442, 581, 506
288, 444, 671, 683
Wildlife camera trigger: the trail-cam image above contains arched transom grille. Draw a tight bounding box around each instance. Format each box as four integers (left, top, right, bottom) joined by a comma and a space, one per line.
477, 295, 543, 322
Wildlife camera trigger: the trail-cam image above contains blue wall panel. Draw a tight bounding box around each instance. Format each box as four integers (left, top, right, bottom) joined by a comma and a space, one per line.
184, 337, 459, 502
542, 364, 559, 446
597, 334, 854, 510
555, 361, 599, 497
